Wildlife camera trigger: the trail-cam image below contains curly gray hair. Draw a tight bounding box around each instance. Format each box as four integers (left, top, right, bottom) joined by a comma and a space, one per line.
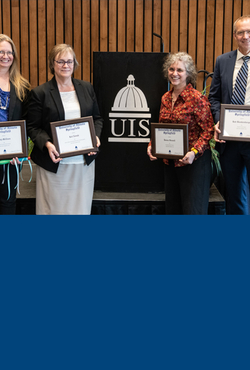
163, 52, 197, 86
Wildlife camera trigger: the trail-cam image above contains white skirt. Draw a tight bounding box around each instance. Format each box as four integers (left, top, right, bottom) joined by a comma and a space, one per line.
36, 161, 95, 215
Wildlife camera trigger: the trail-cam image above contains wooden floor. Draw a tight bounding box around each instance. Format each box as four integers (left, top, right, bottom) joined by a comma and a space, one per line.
16, 161, 226, 215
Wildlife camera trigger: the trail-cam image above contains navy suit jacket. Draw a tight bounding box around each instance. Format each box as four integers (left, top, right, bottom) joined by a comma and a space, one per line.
26, 77, 103, 173
209, 49, 237, 124
208, 50, 238, 154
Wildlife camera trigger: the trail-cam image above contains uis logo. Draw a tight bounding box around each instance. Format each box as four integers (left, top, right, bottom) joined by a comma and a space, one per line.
108, 75, 151, 143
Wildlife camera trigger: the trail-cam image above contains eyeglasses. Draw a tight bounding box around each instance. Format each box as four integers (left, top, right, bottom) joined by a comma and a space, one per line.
0, 50, 14, 56
236, 30, 250, 36
54, 59, 74, 66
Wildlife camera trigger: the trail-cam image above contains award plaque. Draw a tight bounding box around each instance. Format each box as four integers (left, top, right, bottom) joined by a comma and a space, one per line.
50, 116, 98, 158
151, 123, 189, 159
219, 104, 250, 141
0, 120, 28, 160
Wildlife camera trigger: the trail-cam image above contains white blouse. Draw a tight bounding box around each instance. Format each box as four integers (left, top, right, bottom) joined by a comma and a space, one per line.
59, 90, 84, 164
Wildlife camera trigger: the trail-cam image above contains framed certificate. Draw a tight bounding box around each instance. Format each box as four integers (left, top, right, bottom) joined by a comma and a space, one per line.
219, 104, 250, 141
50, 116, 98, 158
151, 123, 189, 159
0, 120, 28, 160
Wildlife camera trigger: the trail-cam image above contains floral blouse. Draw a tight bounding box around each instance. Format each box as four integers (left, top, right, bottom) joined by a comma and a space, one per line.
158, 83, 214, 167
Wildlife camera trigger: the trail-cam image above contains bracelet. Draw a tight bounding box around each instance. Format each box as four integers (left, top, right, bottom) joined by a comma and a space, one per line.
191, 147, 198, 156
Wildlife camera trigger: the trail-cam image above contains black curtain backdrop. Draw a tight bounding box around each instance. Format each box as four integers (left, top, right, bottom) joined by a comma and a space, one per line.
93, 52, 169, 192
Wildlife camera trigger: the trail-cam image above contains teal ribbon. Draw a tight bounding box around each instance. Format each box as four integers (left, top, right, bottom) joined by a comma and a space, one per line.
0, 158, 33, 200
20, 158, 33, 183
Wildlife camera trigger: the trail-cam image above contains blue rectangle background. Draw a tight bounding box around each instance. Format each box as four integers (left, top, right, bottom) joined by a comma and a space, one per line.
0, 215, 249, 370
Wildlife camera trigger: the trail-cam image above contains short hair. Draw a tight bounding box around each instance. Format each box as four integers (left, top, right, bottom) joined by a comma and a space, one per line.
0, 34, 30, 101
233, 15, 250, 33
48, 44, 79, 75
162, 52, 197, 86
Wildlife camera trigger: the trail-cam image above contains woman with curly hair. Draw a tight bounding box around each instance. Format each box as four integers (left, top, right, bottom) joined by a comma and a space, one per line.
147, 52, 214, 214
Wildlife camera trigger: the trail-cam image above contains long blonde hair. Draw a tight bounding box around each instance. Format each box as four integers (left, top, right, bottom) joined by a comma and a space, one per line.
0, 34, 30, 101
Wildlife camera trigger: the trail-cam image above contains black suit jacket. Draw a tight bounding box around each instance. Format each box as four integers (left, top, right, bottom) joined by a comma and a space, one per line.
9, 82, 28, 121
26, 76, 103, 173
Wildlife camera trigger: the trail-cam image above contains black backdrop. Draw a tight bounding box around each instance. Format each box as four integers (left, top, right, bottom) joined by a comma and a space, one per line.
93, 52, 169, 192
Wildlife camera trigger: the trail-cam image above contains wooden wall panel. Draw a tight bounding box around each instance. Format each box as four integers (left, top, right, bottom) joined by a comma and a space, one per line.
153, 0, 162, 52
100, 0, 108, 51
29, 0, 38, 87
2, 0, 11, 37
205, 0, 215, 74
179, 0, 188, 53
47, 0, 55, 81
126, 0, 135, 51
223, 0, 233, 54
91, 0, 99, 54
64, 0, 73, 46
135, 0, 143, 51
37, 0, 47, 85
170, 0, 179, 53
144, 0, 152, 52
188, 0, 197, 63
161, 0, 170, 53
214, 0, 224, 62
0, 0, 248, 87
109, 0, 117, 52
232, 0, 242, 50
196, 0, 206, 92
242, 1, 250, 14
11, 0, 20, 57
55, 0, 64, 44
20, 0, 29, 81
73, 0, 82, 80
81, 0, 90, 81
118, 0, 126, 51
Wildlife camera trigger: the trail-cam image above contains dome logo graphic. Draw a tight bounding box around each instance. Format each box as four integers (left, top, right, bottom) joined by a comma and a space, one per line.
108, 75, 151, 142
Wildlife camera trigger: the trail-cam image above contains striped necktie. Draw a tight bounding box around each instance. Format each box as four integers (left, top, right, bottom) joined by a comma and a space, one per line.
231, 55, 250, 105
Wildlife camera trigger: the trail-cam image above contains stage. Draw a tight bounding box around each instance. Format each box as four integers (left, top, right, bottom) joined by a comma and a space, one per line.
16, 162, 225, 215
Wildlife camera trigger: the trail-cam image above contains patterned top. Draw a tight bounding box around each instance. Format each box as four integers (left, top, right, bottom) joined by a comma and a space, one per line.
159, 83, 214, 167
0, 88, 10, 122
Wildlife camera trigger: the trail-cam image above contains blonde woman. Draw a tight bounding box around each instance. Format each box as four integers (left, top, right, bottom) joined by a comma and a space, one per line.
0, 34, 30, 214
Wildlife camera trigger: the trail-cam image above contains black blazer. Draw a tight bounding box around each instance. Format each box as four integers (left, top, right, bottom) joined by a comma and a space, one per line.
26, 77, 103, 173
9, 82, 28, 121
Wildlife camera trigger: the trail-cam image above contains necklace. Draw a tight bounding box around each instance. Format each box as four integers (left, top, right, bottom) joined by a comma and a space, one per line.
0, 95, 8, 110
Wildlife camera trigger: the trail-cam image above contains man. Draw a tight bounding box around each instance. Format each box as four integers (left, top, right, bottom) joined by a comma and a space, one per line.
209, 15, 250, 214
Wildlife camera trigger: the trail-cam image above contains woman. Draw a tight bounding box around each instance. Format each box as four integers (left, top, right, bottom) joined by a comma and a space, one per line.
0, 34, 30, 214
26, 44, 103, 215
147, 52, 214, 214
